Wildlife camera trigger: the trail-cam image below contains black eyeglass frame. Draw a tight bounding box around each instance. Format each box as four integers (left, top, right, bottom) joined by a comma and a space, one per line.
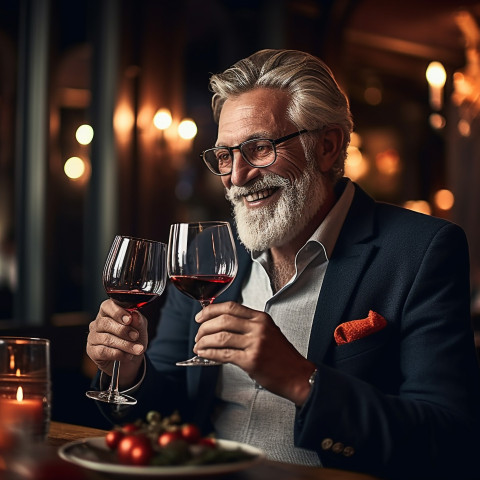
200, 129, 310, 176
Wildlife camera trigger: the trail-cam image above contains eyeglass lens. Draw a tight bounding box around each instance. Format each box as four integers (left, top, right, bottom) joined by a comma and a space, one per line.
205, 138, 275, 174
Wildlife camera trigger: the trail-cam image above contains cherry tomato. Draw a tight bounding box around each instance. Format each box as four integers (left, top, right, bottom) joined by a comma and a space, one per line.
105, 429, 124, 450
129, 437, 153, 465
117, 434, 151, 464
157, 430, 183, 447
181, 423, 201, 443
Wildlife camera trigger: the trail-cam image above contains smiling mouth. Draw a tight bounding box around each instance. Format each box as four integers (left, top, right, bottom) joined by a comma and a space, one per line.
245, 187, 279, 202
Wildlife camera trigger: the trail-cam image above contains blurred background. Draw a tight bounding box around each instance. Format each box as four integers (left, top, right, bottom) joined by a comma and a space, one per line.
0, 0, 479, 426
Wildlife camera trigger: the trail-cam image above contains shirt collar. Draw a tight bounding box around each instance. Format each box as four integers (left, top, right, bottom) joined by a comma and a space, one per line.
308, 178, 354, 259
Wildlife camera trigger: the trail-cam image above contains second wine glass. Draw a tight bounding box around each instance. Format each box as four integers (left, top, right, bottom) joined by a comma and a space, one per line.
86, 235, 167, 405
167, 221, 238, 366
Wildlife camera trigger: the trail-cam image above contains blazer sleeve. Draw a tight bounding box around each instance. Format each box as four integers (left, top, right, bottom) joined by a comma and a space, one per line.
93, 283, 203, 426
294, 222, 480, 480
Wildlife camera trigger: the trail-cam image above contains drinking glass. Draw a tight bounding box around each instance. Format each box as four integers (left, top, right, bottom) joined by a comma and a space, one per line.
86, 236, 167, 405
0, 337, 51, 442
167, 221, 238, 366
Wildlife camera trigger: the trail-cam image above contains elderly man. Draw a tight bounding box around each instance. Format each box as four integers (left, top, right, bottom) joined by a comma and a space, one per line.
87, 49, 480, 479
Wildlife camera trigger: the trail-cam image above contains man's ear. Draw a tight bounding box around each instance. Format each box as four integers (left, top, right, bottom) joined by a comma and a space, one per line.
316, 126, 344, 173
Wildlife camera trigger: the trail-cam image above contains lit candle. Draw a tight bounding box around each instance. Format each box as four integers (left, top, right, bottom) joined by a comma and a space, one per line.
0, 386, 44, 432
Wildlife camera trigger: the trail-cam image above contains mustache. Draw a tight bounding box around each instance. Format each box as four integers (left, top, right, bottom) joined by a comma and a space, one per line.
225, 174, 290, 203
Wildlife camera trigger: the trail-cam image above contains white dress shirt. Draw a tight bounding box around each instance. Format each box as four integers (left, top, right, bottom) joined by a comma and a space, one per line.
212, 180, 354, 464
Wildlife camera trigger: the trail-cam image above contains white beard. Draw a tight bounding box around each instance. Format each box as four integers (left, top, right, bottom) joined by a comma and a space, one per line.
226, 164, 327, 252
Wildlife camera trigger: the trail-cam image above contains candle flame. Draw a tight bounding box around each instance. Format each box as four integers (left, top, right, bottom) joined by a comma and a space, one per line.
16, 386, 23, 402
15, 369, 21, 377
9, 354, 15, 370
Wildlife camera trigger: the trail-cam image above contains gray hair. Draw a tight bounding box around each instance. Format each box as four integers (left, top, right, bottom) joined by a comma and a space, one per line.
209, 49, 354, 182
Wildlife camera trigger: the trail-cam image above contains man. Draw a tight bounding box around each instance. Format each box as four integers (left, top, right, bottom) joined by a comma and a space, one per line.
87, 49, 480, 479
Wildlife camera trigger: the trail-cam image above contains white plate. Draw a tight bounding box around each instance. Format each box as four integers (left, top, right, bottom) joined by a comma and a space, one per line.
58, 436, 264, 477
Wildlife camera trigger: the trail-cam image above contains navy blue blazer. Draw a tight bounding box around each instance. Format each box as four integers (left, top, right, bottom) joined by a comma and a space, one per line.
101, 181, 480, 479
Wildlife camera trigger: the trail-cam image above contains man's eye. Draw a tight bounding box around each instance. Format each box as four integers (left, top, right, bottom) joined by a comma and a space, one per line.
215, 150, 230, 163
250, 141, 272, 157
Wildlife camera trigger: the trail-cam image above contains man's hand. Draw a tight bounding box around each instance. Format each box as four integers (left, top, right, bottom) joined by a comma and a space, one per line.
86, 299, 148, 389
193, 301, 316, 406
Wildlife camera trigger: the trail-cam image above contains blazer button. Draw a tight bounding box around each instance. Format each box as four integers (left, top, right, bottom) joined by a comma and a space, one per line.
343, 446, 355, 457
332, 442, 344, 454
321, 438, 333, 450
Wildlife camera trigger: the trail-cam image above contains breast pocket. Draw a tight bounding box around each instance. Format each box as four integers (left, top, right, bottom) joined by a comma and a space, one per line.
329, 326, 400, 393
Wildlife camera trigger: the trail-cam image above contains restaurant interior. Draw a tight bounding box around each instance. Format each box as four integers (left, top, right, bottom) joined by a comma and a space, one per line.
0, 0, 479, 428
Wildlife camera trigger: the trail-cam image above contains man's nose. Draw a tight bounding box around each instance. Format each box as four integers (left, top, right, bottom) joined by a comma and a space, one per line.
229, 151, 259, 187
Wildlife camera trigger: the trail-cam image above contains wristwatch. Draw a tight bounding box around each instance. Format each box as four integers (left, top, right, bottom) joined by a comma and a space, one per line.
308, 368, 318, 387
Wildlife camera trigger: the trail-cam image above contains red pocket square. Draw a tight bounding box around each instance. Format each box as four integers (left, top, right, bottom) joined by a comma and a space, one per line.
334, 310, 387, 345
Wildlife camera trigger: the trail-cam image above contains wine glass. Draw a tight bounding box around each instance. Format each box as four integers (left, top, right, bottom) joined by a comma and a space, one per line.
86, 235, 167, 405
167, 221, 238, 366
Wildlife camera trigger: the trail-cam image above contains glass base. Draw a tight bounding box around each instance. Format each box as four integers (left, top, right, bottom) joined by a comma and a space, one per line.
85, 390, 137, 405
176, 356, 222, 367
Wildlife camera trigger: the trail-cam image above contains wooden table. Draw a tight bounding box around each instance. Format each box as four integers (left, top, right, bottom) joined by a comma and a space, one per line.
37, 421, 381, 480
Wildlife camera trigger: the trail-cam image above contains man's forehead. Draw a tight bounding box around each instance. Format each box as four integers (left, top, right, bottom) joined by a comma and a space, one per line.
217, 89, 290, 144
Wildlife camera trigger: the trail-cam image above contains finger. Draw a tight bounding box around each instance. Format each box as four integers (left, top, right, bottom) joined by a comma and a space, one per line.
196, 301, 252, 323
99, 299, 133, 325
87, 343, 134, 365
129, 310, 149, 348
195, 314, 248, 342
195, 329, 248, 351
89, 331, 145, 357
194, 344, 248, 365
89, 315, 140, 343
129, 310, 148, 334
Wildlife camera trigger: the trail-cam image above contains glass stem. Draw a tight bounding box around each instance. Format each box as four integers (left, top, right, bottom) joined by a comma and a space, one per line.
108, 360, 121, 399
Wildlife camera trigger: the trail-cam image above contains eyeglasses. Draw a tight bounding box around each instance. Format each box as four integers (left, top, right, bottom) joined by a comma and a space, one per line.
201, 129, 310, 176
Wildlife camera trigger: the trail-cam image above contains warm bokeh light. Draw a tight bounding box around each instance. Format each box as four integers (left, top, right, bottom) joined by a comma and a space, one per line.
64, 156, 86, 179
178, 118, 197, 140
16, 386, 23, 402
375, 149, 401, 176
452, 72, 468, 106
403, 200, 432, 215
153, 108, 173, 130
458, 118, 471, 137
426, 61, 447, 111
434, 189, 455, 211
350, 131, 362, 148
364, 86, 382, 105
114, 104, 135, 133
429, 113, 446, 130
426, 62, 447, 88
345, 145, 368, 180
75, 124, 94, 145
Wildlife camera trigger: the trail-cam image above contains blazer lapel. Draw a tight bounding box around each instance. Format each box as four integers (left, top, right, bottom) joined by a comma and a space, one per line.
192, 183, 379, 391
307, 183, 378, 365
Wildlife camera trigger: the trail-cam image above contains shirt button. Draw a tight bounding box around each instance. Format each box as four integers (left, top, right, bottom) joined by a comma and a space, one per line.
343, 446, 355, 457
332, 442, 344, 454
321, 438, 333, 450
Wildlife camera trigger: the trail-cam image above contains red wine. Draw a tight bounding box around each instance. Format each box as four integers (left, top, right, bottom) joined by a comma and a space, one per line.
170, 274, 234, 305
106, 290, 158, 309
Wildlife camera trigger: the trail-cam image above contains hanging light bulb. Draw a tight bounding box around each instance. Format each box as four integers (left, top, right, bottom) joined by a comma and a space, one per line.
178, 119, 197, 140
153, 109, 173, 130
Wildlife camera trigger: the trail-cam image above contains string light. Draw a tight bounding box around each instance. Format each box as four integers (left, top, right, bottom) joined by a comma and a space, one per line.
64, 157, 86, 180
75, 124, 94, 145
153, 109, 173, 130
